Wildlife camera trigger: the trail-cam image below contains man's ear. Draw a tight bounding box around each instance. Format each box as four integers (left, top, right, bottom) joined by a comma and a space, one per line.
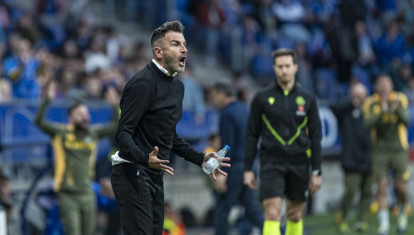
153, 47, 162, 60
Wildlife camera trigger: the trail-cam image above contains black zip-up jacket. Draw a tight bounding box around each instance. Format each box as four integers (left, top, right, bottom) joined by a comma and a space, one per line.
245, 81, 322, 172
115, 62, 204, 169
330, 99, 371, 173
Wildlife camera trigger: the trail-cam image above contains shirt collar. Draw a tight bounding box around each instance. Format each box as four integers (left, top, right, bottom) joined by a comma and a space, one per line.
152, 59, 177, 77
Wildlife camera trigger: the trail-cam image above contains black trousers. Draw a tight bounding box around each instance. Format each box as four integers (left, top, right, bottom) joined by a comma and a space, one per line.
111, 163, 164, 235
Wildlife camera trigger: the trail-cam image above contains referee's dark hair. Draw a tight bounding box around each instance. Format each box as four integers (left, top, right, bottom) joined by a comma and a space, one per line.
213, 82, 237, 98
151, 21, 184, 48
272, 48, 297, 64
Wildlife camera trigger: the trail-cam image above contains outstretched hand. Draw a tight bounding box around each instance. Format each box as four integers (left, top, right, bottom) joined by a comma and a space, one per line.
148, 146, 174, 176
202, 152, 231, 181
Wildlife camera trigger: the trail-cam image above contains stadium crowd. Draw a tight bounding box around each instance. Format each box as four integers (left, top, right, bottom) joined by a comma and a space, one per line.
1, 0, 414, 235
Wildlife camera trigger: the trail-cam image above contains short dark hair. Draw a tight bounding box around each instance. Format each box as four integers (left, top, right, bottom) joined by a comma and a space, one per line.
67, 101, 85, 116
271, 48, 297, 64
213, 82, 236, 97
150, 21, 184, 48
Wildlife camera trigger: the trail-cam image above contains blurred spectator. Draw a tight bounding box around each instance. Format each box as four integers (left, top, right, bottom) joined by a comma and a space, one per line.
84, 34, 112, 73
0, 168, 12, 223
204, 133, 221, 154
254, 0, 277, 40
163, 202, 186, 235
3, 38, 41, 99
388, 62, 412, 91
338, 0, 366, 28
83, 74, 103, 101
327, 20, 357, 82
403, 77, 414, 105
294, 42, 314, 92
273, 0, 310, 43
376, 0, 398, 23
0, 78, 11, 102
180, 67, 206, 124
104, 26, 124, 63
231, 72, 253, 104
15, 13, 42, 45
374, 21, 407, 66
354, 20, 376, 66
197, 0, 227, 66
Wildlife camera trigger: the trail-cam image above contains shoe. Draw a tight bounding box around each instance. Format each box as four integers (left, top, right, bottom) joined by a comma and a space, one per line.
336, 211, 344, 224
397, 215, 408, 234
354, 221, 368, 233
378, 224, 389, 235
338, 222, 349, 234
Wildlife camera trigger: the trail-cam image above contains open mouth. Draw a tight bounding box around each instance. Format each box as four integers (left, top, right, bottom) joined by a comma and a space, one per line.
179, 56, 186, 67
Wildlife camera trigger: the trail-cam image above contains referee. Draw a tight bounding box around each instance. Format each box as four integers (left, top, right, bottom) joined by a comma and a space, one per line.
244, 48, 322, 235
111, 21, 230, 235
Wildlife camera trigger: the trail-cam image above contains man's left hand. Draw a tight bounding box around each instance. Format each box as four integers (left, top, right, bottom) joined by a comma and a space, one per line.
202, 152, 231, 181
309, 175, 322, 195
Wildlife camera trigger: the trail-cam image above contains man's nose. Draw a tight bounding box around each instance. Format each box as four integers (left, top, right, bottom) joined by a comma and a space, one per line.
181, 45, 187, 53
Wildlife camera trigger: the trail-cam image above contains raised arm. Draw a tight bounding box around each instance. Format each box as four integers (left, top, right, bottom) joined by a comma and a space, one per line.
92, 89, 121, 139
34, 97, 63, 137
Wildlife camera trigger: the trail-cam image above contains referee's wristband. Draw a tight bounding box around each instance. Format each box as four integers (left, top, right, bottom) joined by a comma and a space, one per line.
312, 169, 322, 176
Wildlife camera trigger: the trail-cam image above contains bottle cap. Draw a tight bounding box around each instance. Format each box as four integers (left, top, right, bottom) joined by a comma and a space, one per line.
224, 145, 230, 151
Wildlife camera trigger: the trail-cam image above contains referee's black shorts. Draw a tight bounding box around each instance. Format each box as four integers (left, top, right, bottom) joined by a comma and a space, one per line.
259, 158, 310, 202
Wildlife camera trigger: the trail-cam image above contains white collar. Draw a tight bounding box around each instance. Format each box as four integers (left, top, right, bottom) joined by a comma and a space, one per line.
152, 59, 177, 77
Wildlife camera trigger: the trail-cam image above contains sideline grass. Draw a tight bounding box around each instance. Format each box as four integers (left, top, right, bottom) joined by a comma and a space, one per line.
304, 213, 413, 235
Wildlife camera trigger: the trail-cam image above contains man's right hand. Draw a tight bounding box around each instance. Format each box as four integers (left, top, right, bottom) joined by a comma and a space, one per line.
148, 146, 174, 176
46, 81, 56, 100
244, 171, 257, 189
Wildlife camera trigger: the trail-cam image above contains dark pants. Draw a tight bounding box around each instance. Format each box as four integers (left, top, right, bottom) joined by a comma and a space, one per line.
340, 172, 373, 222
111, 163, 164, 235
214, 165, 264, 235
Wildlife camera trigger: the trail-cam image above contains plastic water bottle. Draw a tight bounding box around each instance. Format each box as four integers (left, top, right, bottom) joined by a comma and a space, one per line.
203, 145, 230, 174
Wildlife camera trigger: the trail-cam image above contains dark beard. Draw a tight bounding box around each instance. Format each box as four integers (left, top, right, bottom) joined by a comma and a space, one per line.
74, 122, 88, 132
165, 55, 184, 73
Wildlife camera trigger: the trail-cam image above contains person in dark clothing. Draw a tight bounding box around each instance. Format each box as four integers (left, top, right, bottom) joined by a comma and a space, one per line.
110, 21, 230, 235
330, 82, 372, 233
210, 82, 264, 235
244, 48, 322, 235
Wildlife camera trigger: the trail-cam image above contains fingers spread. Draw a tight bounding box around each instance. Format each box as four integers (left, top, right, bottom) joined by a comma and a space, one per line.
220, 163, 231, 168
216, 168, 227, 176
163, 168, 174, 176
210, 172, 217, 181
153, 159, 169, 164
159, 164, 174, 172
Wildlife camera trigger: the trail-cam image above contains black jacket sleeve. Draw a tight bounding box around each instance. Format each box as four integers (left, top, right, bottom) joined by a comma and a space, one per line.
172, 130, 204, 166
115, 81, 151, 166
244, 94, 263, 171
330, 99, 353, 120
308, 96, 323, 172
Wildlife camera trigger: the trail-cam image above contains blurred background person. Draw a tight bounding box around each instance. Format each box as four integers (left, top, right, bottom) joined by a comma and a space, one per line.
34, 84, 119, 235
210, 82, 264, 235
363, 75, 411, 235
330, 82, 372, 233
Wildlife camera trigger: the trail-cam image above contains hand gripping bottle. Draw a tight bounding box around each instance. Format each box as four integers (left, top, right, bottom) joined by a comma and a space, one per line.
203, 145, 230, 174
